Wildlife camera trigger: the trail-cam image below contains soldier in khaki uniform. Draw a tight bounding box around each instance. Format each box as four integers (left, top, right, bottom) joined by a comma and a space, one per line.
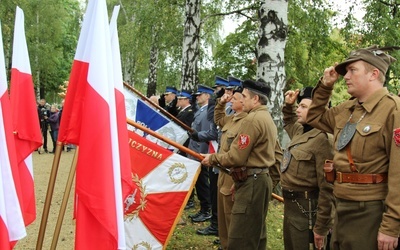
202, 79, 277, 250
213, 88, 247, 250
282, 87, 334, 250
307, 45, 400, 250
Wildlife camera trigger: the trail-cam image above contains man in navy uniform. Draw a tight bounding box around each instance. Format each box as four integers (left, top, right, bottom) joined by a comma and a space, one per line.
158, 86, 178, 116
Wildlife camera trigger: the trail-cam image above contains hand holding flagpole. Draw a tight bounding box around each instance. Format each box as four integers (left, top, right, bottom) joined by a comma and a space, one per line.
127, 118, 283, 203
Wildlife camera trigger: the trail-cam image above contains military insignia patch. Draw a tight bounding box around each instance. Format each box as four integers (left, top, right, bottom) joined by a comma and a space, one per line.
281, 149, 292, 173
394, 128, 400, 147
238, 134, 250, 149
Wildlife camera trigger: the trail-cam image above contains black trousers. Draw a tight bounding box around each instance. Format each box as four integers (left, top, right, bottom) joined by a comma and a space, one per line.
41, 123, 48, 150
195, 165, 211, 212
210, 170, 219, 226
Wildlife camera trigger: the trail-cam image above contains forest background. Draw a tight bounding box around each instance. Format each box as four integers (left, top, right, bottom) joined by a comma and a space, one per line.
1, 0, 400, 140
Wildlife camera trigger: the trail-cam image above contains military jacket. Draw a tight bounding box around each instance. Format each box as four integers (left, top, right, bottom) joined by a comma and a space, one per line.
176, 105, 194, 128
209, 105, 277, 170
307, 81, 400, 237
282, 102, 334, 235
214, 101, 247, 195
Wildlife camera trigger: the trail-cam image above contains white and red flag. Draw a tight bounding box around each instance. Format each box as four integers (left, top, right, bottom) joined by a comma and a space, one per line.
124, 131, 200, 249
58, 0, 128, 248
9, 6, 42, 227
0, 20, 27, 250
109, 5, 134, 203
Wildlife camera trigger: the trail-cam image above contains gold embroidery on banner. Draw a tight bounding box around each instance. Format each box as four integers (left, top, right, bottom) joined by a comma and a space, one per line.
168, 163, 188, 184
132, 241, 152, 250
125, 173, 147, 220
128, 138, 163, 160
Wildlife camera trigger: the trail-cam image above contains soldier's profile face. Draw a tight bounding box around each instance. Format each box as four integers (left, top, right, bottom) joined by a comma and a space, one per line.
343, 61, 371, 98
231, 92, 244, 112
296, 98, 311, 125
242, 88, 255, 112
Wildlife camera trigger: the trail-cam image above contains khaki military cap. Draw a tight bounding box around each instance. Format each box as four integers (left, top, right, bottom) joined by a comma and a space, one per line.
335, 45, 399, 76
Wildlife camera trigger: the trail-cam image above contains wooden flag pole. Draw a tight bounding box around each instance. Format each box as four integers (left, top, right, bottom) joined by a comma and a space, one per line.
127, 118, 283, 203
50, 147, 79, 250
36, 141, 64, 249
123, 82, 194, 133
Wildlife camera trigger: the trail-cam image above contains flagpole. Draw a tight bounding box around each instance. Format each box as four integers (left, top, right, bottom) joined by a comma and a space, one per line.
50, 146, 78, 250
123, 83, 194, 133
36, 141, 64, 249
127, 118, 283, 203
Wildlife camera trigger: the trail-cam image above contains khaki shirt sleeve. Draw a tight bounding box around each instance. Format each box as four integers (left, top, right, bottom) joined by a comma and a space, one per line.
283, 102, 304, 139
214, 100, 229, 128
270, 141, 282, 188
306, 80, 336, 134
380, 107, 400, 237
313, 133, 335, 236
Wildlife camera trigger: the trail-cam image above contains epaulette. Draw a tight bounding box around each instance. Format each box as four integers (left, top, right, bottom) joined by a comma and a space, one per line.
387, 93, 400, 110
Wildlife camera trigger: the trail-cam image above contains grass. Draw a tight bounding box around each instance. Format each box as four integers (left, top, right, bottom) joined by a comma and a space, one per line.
166, 200, 284, 249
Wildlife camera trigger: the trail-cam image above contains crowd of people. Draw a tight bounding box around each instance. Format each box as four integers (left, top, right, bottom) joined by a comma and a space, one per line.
151, 44, 400, 250
36, 98, 72, 154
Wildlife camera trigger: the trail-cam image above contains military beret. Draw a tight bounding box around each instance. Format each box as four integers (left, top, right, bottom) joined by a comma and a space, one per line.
297, 87, 313, 103
242, 79, 271, 97
213, 76, 229, 88
194, 84, 214, 95
233, 86, 243, 94
177, 89, 192, 99
164, 86, 178, 94
227, 76, 242, 89
335, 45, 399, 76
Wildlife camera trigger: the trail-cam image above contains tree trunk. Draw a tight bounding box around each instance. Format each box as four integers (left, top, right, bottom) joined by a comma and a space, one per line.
180, 0, 201, 92
147, 42, 158, 97
256, 0, 288, 141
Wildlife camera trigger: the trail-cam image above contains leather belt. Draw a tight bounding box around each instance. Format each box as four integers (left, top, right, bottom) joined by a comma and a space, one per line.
246, 167, 269, 176
282, 189, 319, 199
336, 172, 388, 184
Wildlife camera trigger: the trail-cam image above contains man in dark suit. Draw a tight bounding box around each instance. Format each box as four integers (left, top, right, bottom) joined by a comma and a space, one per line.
176, 90, 196, 209
188, 84, 218, 224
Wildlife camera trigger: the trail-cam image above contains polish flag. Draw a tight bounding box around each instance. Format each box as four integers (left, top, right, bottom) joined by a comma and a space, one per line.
9, 6, 42, 226
0, 20, 26, 250
124, 131, 200, 249
58, 0, 127, 248
109, 5, 134, 202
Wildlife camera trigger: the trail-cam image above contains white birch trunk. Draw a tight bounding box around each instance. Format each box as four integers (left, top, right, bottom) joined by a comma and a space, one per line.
180, 0, 201, 91
256, 0, 288, 140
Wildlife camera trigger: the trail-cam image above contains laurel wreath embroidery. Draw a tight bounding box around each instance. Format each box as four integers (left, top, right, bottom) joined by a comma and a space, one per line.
132, 241, 151, 250
168, 163, 188, 184
125, 173, 147, 220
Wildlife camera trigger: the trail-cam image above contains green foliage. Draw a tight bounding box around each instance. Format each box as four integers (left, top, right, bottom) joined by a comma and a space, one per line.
0, 0, 81, 103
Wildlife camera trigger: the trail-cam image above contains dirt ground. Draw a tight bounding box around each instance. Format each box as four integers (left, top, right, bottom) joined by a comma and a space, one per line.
14, 143, 76, 250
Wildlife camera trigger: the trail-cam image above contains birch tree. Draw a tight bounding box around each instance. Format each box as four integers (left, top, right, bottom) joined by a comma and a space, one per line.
180, 0, 201, 91
256, 0, 288, 138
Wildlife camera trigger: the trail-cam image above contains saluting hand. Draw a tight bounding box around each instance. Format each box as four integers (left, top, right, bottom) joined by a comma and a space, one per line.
220, 92, 232, 104
321, 63, 339, 87
284, 89, 299, 105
